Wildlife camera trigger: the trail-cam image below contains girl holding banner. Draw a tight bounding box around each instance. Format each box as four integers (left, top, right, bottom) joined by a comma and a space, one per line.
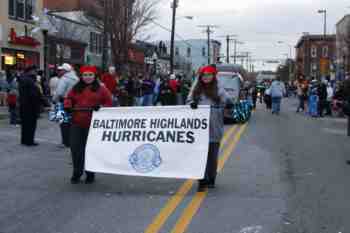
188, 65, 232, 192
64, 66, 112, 184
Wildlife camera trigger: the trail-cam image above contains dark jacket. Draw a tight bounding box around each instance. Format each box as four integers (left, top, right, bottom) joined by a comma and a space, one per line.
18, 73, 42, 118
318, 83, 328, 100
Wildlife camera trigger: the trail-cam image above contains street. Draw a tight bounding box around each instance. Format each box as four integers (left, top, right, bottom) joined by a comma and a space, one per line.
0, 98, 349, 233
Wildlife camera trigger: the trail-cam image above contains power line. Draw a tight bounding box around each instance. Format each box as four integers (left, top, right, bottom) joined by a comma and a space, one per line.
198, 25, 219, 64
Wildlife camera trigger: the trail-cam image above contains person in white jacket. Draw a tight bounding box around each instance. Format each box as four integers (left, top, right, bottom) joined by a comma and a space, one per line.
53, 63, 79, 148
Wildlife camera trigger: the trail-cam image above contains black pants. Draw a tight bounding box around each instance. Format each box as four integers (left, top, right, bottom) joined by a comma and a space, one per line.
297, 95, 305, 112
70, 126, 94, 179
318, 99, 327, 117
60, 123, 71, 147
200, 143, 220, 185
20, 115, 37, 145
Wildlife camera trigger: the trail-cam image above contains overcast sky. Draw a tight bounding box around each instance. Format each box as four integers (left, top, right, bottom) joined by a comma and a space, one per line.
146, 0, 350, 71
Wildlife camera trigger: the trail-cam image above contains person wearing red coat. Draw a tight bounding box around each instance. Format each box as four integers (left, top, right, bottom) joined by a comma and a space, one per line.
64, 65, 112, 184
100, 66, 118, 94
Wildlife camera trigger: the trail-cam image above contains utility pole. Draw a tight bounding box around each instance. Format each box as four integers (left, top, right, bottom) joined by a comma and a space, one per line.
219, 35, 237, 64
233, 39, 244, 64
198, 25, 219, 64
170, 0, 178, 74
102, 0, 109, 71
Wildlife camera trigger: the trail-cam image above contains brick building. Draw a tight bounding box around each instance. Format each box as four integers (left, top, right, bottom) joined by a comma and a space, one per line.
44, 0, 97, 12
295, 34, 336, 79
336, 15, 350, 78
0, 0, 44, 71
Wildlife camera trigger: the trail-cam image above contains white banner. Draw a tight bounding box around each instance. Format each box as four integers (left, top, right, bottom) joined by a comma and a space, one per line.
85, 106, 210, 179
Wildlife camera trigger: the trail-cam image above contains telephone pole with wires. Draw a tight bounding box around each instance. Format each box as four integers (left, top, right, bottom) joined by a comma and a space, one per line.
218, 35, 237, 64
170, 0, 179, 74
198, 25, 219, 64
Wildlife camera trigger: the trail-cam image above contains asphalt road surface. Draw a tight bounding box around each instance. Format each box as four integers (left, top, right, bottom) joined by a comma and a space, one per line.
0, 98, 349, 233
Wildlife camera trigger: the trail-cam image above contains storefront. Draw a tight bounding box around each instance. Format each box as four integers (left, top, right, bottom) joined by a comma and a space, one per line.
1, 48, 40, 71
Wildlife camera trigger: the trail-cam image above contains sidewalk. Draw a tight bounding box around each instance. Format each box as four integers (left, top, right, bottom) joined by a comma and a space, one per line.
0, 106, 8, 120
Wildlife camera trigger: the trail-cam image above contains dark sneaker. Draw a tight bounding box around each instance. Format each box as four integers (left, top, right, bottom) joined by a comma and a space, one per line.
70, 177, 80, 184
197, 183, 207, 192
85, 176, 95, 184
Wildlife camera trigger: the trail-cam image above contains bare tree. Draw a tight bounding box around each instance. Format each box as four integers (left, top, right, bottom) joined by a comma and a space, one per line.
84, 0, 158, 71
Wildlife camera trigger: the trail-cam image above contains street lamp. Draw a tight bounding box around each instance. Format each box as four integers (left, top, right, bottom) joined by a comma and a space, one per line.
318, 9, 327, 37
277, 41, 293, 59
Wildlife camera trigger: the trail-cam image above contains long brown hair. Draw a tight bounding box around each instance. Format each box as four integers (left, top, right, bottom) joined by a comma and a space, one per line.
192, 74, 220, 103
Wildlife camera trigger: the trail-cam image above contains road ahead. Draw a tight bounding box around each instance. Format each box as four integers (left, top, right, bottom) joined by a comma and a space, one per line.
0, 98, 350, 233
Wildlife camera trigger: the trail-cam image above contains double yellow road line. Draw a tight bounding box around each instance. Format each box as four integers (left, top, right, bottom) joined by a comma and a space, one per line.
145, 124, 248, 233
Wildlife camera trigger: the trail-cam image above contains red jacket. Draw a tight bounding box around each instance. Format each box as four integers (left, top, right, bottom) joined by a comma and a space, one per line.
100, 73, 117, 94
168, 79, 179, 93
7, 94, 17, 106
65, 85, 112, 128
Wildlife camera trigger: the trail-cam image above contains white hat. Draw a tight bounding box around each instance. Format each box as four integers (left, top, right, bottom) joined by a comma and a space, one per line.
170, 74, 176, 80
57, 63, 72, 72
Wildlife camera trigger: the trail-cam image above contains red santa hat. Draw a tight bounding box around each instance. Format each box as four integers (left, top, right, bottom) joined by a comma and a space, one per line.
199, 65, 218, 75
80, 65, 97, 74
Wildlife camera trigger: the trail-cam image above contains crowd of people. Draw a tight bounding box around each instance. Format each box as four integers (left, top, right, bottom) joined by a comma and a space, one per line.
294, 75, 350, 118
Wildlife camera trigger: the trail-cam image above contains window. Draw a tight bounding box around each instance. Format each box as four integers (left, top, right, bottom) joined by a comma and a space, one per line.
9, 0, 15, 17
9, 0, 35, 21
322, 46, 329, 58
202, 47, 206, 57
90, 32, 103, 54
16, 0, 25, 19
311, 46, 317, 58
25, 0, 35, 21
187, 47, 191, 57
175, 47, 179, 56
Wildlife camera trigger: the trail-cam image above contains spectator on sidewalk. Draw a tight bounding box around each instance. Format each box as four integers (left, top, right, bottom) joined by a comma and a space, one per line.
296, 75, 308, 113
53, 63, 79, 148
326, 82, 334, 116
6, 72, 18, 126
270, 77, 286, 115
100, 66, 118, 94
318, 80, 328, 117
141, 74, 155, 106
0, 71, 7, 106
18, 66, 42, 146
64, 65, 112, 184
49, 71, 59, 99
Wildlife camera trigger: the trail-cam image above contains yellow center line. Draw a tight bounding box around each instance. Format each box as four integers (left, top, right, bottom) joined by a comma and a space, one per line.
144, 125, 238, 233
170, 123, 248, 233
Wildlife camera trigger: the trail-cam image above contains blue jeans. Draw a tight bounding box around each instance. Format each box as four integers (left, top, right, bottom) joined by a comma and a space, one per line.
142, 94, 154, 106
271, 97, 282, 114
9, 105, 17, 125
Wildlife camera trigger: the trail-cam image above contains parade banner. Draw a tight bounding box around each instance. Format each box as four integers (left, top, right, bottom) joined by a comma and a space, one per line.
85, 106, 210, 179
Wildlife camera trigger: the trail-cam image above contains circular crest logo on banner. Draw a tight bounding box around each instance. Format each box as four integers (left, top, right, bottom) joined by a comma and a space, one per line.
129, 144, 162, 173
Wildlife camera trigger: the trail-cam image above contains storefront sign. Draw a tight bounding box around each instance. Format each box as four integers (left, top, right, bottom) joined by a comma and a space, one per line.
85, 106, 210, 179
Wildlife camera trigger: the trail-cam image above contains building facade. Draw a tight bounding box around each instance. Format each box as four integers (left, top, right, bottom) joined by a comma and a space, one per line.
165, 39, 222, 74
0, 0, 44, 71
295, 34, 336, 79
336, 15, 350, 79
